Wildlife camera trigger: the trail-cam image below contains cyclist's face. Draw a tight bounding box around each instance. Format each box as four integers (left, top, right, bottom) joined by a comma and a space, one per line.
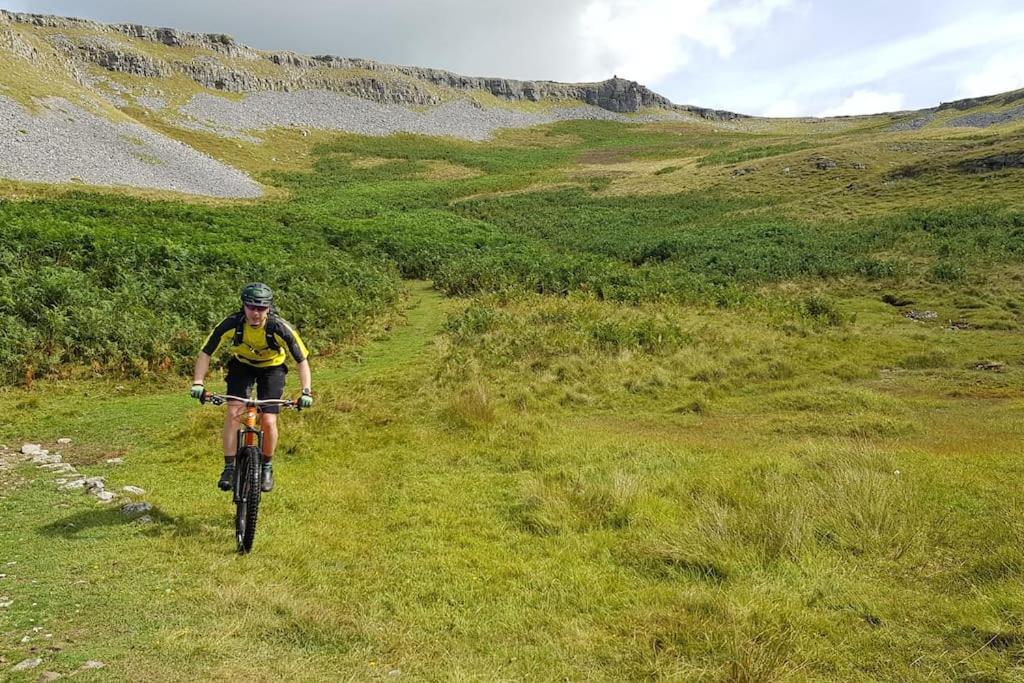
244, 304, 269, 325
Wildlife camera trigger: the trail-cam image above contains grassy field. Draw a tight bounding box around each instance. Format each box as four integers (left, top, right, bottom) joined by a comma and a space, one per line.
1, 110, 1024, 680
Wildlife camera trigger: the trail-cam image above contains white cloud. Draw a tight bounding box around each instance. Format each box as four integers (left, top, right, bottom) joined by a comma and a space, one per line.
761, 99, 802, 117
956, 49, 1024, 98
817, 90, 905, 117
775, 10, 1024, 100
577, 0, 796, 83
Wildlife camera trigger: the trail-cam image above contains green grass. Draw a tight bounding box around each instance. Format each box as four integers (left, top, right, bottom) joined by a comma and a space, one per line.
2, 283, 1024, 680
697, 141, 818, 166
0, 94, 1023, 679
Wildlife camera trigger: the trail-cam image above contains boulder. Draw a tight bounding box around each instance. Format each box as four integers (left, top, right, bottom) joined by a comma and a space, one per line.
121, 502, 153, 515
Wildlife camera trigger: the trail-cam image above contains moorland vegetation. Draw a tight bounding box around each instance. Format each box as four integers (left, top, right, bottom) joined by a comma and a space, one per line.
2, 109, 1024, 680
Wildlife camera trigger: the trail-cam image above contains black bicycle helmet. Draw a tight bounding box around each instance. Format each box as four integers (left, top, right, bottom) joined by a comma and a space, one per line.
240, 282, 273, 307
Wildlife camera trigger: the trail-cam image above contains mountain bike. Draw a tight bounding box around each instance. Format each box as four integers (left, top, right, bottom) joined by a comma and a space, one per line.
200, 392, 298, 554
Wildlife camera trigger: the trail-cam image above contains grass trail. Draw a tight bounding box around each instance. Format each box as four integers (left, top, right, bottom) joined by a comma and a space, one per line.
319, 280, 449, 382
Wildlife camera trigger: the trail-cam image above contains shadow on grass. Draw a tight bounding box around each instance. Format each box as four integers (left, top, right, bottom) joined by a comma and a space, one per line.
38, 506, 218, 539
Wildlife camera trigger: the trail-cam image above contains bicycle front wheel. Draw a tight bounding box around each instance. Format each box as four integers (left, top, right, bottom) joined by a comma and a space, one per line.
234, 446, 262, 553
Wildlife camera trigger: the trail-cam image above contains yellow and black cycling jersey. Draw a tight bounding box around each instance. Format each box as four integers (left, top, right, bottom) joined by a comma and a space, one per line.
201, 311, 309, 368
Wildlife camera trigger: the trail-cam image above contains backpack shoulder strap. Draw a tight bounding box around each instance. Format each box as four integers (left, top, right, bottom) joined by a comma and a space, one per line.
231, 310, 246, 346
264, 313, 281, 351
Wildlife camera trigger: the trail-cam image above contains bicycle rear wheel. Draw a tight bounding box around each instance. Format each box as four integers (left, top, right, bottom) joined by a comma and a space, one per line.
234, 446, 262, 553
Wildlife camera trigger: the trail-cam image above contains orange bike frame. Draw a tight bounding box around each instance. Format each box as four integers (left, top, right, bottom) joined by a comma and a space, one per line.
240, 406, 261, 448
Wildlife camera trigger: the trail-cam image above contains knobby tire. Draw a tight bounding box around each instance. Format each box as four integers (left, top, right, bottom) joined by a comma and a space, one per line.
234, 446, 262, 553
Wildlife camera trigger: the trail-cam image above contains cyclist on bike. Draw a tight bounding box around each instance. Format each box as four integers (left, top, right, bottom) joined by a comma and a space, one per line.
189, 283, 313, 493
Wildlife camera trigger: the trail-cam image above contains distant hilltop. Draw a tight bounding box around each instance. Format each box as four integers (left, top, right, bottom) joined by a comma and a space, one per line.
0, 9, 743, 120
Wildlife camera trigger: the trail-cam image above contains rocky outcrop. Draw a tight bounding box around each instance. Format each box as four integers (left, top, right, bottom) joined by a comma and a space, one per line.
946, 105, 1024, 129
178, 57, 443, 105
0, 15, 39, 62
0, 10, 258, 59
0, 9, 744, 118
118, 23, 257, 59
958, 152, 1024, 173
49, 34, 172, 78
938, 88, 1024, 111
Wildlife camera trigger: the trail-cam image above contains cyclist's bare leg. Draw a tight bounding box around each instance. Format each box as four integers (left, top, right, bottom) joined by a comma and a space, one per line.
222, 401, 245, 460
260, 413, 278, 461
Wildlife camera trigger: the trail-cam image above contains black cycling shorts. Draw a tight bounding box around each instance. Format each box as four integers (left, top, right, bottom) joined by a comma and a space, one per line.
225, 359, 287, 414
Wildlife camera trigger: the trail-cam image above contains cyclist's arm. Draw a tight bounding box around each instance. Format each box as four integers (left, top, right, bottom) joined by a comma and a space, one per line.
194, 315, 238, 384
273, 320, 310, 366
193, 352, 212, 385
296, 359, 312, 394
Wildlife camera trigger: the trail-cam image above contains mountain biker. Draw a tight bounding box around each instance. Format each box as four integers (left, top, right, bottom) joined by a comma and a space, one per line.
189, 283, 313, 493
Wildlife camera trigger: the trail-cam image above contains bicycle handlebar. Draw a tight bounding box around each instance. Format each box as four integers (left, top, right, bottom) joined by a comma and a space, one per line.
201, 392, 299, 409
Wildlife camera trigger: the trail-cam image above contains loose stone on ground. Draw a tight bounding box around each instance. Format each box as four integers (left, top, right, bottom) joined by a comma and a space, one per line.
11, 657, 41, 671
0, 96, 263, 198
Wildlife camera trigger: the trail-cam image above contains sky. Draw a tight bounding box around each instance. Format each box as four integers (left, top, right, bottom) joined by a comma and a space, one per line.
4, 0, 1024, 117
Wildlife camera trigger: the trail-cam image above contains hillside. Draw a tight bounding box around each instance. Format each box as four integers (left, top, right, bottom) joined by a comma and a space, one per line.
2, 8, 1024, 683
0, 9, 739, 198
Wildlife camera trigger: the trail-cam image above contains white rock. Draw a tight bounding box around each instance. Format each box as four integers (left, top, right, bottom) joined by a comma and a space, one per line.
31, 453, 62, 465
11, 657, 41, 671
80, 660, 105, 670
41, 463, 74, 472
136, 515, 154, 524
122, 486, 146, 495
105, 458, 123, 465
20, 444, 43, 455
59, 479, 86, 491
95, 491, 116, 503
57, 438, 72, 445
39, 672, 62, 682
0, 597, 12, 607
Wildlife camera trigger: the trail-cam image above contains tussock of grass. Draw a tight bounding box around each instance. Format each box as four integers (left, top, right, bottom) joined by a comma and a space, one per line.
445, 380, 497, 427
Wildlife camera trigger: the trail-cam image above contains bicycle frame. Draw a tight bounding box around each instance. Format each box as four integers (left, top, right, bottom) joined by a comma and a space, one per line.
238, 404, 263, 454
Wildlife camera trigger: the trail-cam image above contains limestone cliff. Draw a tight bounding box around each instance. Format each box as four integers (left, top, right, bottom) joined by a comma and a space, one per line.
0, 9, 743, 120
